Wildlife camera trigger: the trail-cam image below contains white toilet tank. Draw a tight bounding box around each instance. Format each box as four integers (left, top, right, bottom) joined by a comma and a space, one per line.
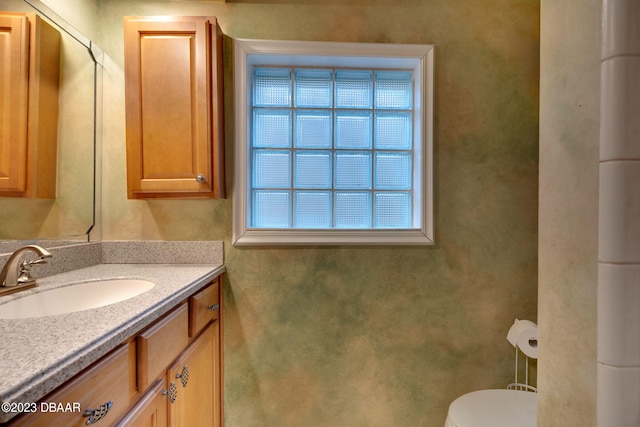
444, 389, 536, 427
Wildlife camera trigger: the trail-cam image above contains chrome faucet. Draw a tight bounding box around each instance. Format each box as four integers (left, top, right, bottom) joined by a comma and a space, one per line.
0, 245, 52, 295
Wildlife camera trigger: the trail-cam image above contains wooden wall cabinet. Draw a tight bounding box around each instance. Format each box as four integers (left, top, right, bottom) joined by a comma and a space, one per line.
123, 16, 225, 199
7, 277, 223, 427
0, 12, 60, 199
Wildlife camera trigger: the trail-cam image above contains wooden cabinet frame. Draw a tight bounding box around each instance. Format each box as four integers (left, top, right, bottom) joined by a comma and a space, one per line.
0, 12, 60, 199
124, 16, 225, 199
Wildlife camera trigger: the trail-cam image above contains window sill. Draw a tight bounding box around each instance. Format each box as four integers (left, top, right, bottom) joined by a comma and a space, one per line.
232, 228, 434, 247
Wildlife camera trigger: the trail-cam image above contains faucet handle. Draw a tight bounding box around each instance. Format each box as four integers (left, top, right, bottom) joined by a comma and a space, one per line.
17, 261, 35, 284
26, 257, 50, 266
17, 258, 49, 284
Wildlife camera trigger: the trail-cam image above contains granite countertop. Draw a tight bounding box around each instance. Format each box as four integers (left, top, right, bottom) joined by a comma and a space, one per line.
0, 262, 225, 423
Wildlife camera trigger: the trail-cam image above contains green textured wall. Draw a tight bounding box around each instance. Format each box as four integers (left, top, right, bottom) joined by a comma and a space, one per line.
99, 1, 540, 425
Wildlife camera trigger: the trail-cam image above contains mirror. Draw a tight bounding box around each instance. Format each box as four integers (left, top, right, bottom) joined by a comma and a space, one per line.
0, 0, 101, 248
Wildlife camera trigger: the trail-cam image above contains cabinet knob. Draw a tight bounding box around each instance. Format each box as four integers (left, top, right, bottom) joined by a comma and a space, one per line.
195, 174, 207, 183
176, 365, 190, 387
207, 304, 220, 312
82, 401, 113, 424
163, 381, 178, 404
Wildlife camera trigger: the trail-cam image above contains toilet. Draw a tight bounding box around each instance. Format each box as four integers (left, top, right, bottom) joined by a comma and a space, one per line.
444, 388, 536, 427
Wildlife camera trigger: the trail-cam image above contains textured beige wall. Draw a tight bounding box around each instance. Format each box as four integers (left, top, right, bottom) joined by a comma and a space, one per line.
99, 1, 540, 426
538, 1, 599, 426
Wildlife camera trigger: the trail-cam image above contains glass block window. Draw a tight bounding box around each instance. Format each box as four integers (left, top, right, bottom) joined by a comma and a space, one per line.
233, 39, 434, 246
250, 67, 415, 229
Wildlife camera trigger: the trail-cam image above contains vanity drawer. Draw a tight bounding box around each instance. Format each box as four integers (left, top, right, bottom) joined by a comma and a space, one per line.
189, 278, 220, 337
137, 303, 189, 391
10, 342, 136, 427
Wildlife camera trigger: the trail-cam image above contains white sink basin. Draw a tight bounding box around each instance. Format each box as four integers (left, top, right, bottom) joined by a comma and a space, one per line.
0, 279, 155, 319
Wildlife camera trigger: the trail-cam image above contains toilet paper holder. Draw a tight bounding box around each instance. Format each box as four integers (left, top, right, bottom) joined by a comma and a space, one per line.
507, 346, 537, 392
506, 319, 538, 393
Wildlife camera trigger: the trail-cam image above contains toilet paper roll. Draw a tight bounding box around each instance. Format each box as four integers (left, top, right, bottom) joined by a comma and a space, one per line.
506, 319, 538, 359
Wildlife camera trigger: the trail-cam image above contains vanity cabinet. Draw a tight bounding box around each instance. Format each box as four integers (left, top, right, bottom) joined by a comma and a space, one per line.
116, 380, 167, 427
6, 276, 223, 427
118, 324, 218, 427
130, 280, 222, 427
167, 325, 218, 426
9, 342, 137, 427
123, 16, 225, 199
0, 12, 60, 198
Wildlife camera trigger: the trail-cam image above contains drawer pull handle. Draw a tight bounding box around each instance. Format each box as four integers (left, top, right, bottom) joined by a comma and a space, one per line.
176, 365, 190, 387
163, 381, 178, 404
83, 401, 112, 425
207, 304, 219, 312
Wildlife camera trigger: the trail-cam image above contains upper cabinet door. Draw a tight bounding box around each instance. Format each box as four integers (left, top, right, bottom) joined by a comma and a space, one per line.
0, 12, 60, 199
124, 16, 225, 199
0, 14, 29, 194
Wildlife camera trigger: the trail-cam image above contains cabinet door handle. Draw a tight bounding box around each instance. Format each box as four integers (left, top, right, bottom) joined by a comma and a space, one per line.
207, 304, 219, 312
163, 381, 178, 404
196, 174, 207, 183
176, 365, 189, 387
82, 401, 113, 424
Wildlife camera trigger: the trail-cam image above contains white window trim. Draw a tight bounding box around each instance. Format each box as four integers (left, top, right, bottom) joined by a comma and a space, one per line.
233, 38, 435, 246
